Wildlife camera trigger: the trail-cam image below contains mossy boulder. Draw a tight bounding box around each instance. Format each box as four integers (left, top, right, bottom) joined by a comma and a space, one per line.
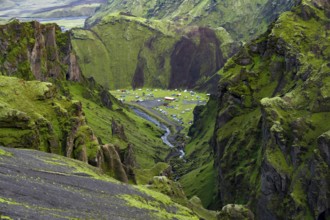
218, 204, 254, 220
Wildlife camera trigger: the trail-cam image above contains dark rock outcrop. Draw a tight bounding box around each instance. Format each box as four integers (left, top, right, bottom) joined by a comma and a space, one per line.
111, 119, 127, 141
100, 144, 128, 183
169, 27, 225, 89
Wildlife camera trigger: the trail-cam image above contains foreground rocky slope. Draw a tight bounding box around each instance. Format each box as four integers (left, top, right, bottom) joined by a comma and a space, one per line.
184, 0, 330, 218
0, 147, 199, 219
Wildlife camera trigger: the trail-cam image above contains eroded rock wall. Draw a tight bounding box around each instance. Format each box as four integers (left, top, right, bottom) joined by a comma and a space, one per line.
194, 0, 330, 218
0, 20, 81, 82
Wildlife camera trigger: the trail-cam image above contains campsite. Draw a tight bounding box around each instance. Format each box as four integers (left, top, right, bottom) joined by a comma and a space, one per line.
110, 88, 209, 133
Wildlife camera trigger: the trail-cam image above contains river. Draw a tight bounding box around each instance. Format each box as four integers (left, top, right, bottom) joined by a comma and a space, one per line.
131, 108, 185, 158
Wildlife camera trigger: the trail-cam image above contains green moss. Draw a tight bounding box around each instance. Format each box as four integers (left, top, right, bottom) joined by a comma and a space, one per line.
0, 215, 13, 220
266, 147, 293, 174
188, 196, 218, 220
0, 197, 19, 205
0, 21, 69, 80
0, 76, 89, 159
135, 162, 169, 184
0, 148, 12, 157
180, 162, 216, 208
119, 194, 198, 219
0, 128, 37, 149
290, 180, 307, 206
72, 16, 178, 90
121, 185, 199, 219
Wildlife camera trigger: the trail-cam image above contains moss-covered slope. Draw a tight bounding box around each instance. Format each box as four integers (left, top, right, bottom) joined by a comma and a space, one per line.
194, 0, 330, 218
71, 0, 299, 91
177, 95, 218, 209
72, 14, 227, 90
0, 21, 174, 183
87, 0, 298, 42
67, 82, 170, 170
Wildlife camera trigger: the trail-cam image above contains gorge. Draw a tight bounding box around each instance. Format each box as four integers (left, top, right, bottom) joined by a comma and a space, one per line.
0, 0, 329, 219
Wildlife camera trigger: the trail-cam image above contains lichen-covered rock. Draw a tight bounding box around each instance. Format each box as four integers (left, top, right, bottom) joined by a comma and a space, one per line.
0, 147, 200, 220
218, 204, 254, 220
100, 144, 128, 183
146, 176, 187, 204
0, 20, 81, 82
0, 76, 101, 172
111, 119, 127, 141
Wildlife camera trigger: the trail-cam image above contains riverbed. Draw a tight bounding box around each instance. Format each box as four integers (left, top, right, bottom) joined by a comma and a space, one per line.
131, 107, 185, 158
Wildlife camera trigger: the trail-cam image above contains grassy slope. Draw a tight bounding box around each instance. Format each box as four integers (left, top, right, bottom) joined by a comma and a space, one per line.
179, 96, 218, 208
86, 0, 297, 42
0, 74, 171, 181
0, 76, 72, 152
68, 83, 170, 169
71, 29, 113, 88
72, 14, 178, 89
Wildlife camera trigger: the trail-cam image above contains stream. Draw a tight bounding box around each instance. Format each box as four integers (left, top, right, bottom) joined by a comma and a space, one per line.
132, 108, 185, 158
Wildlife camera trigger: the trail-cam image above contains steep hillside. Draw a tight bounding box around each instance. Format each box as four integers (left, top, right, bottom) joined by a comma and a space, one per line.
86, 0, 298, 42
72, 14, 228, 90
179, 95, 218, 208
185, 0, 330, 218
0, 21, 173, 184
70, 0, 298, 91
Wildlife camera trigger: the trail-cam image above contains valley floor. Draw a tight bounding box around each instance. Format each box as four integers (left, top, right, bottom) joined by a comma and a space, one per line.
110, 88, 209, 135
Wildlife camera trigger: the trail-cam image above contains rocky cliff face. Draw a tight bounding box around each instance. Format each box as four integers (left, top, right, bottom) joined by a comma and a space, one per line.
169, 27, 225, 88
185, 0, 330, 218
0, 20, 81, 82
